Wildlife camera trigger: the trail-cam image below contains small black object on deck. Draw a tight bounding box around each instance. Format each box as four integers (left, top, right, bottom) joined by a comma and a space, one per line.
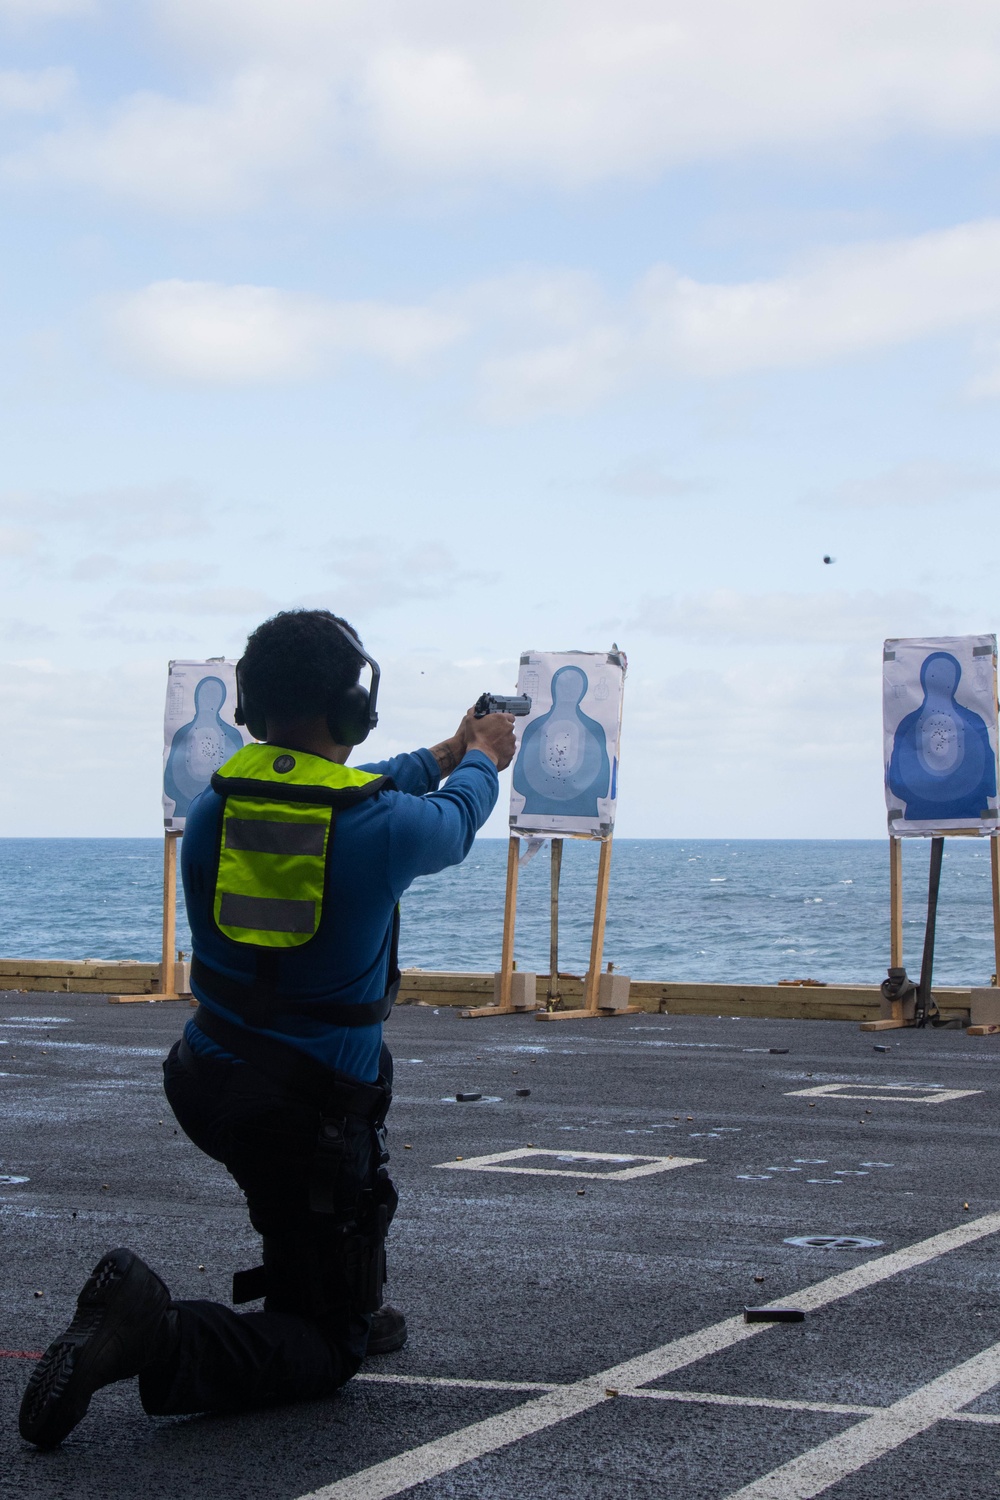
744, 1306, 806, 1323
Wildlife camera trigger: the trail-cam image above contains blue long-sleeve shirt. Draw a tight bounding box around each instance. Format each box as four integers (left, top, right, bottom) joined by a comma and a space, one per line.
181, 746, 498, 1082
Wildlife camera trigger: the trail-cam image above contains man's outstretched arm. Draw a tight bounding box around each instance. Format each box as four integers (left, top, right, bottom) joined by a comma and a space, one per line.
384, 713, 516, 891
359, 710, 474, 795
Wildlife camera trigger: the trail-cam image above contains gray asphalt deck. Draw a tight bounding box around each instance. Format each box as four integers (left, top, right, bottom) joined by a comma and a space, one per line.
2, 994, 1000, 1499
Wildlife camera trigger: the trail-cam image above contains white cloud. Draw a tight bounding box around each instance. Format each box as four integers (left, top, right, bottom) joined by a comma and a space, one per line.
480, 219, 1000, 415
0, 525, 42, 561
0, 616, 56, 643
811, 458, 1000, 509
0, 68, 75, 114
11, 72, 331, 214
96, 218, 1000, 401
0, 655, 167, 836
108, 280, 465, 383
967, 334, 1000, 397
298, 539, 498, 615
107, 585, 273, 615
640, 219, 1000, 377
8, 1, 1000, 211
628, 587, 950, 645
604, 461, 710, 498
0, 482, 211, 544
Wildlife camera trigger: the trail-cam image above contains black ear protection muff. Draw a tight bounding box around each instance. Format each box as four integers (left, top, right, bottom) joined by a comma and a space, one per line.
234, 618, 380, 747
323, 621, 380, 746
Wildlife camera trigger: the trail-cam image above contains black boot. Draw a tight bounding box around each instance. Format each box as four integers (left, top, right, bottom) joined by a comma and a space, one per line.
19, 1248, 172, 1449
366, 1303, 407, 1355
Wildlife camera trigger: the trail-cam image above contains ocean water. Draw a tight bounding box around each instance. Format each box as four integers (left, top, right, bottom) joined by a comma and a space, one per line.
0, 837, 996, 988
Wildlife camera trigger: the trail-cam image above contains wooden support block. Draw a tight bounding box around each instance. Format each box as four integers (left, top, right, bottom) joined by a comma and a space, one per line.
879, 990, 915, 1023
970, 988, 1000, 1027
860, 1016, 912, 1031
967, 1023, 1000, 1036
598, 971, 631, 1011
494, 971, 536, 1011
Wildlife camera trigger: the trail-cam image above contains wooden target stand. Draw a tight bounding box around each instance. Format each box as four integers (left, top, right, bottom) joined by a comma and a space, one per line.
109, 831, 191, 1004
860, 832, 1000, 1033
460, 833, 638, 1022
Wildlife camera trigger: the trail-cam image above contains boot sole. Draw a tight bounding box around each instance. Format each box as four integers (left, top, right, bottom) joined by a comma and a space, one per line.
19, 1341, 88, 1449
19, 1250, 169, 1449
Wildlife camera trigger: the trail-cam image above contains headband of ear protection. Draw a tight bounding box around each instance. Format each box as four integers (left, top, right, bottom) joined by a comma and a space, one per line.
234, 618, 380, 747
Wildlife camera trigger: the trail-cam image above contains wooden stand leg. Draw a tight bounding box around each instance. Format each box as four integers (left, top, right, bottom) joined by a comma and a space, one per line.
863, 833, 931, 1032
890, 835, 903, 970
162, 830, 178, 992
110, 831, 189, 1004
966, 833, 1000, 1033
461, 835, 522, 1018
537, 837, 635, 1021
584, 838, 613, 1014
547, 838, 562, 1006
862, 835, 910, 1030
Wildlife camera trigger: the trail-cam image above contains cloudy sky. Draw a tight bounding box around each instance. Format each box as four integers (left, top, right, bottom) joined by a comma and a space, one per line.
2, 1, 999, 837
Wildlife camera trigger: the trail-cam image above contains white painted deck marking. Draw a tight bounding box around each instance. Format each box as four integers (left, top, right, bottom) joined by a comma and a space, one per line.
297, 1212, 1000, 1500
786, 1082, 981, 1105
356, 1374, 879, 1417
355, 1373, 1000, 1427
358, 1373, 559, 1394
723, 1338, 1000, 1499
433, 1147, 704, 1181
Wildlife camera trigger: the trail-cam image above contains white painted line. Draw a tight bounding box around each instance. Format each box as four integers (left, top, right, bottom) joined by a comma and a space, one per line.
296, 1212, 1000, 1500
618, 1390, 879, 1417
433, 1147, 705, 1181
722, 1337, 1000, 1499
5, 1039, 167, 1057
786, 1082, 981, 1105
356, 1374, 559, 1394
357, 1373, 1000, 1426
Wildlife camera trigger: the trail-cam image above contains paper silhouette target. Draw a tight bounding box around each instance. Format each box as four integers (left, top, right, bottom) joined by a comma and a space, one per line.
163, 660, 251, 831
883, 635, 999, 836
510, 650, 626, 838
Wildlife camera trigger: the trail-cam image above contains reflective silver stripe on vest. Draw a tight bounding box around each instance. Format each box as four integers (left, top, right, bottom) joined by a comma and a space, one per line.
218, 893, 316, 934
224, 818, 326, 856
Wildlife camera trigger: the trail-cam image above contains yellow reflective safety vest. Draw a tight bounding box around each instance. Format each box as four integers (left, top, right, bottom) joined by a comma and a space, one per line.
211, 743, 389, 949
196, 743, 400, 1030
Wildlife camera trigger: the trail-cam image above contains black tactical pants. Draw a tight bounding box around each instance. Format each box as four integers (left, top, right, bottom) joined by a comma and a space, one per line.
137, 1038, 393, 1416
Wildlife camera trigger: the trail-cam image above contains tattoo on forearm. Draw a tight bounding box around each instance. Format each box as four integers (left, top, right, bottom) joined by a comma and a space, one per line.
430, 740, 460, 776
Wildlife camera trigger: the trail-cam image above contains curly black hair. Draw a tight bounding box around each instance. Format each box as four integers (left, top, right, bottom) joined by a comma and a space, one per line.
239, 609, 364, 722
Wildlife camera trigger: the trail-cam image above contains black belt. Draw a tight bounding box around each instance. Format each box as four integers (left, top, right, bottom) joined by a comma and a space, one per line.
188, 1001, 391, 1117
190, 955, 398, 1029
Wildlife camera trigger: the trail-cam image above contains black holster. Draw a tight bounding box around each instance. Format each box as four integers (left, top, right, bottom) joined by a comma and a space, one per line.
234, 1090, 397, 1316
339, 1176, 398, 1313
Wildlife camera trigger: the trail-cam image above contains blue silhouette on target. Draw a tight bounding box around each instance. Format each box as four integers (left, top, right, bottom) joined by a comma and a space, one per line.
887, 651, 996, 821
513, 665, 611, 818
164, 675, 244, 819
